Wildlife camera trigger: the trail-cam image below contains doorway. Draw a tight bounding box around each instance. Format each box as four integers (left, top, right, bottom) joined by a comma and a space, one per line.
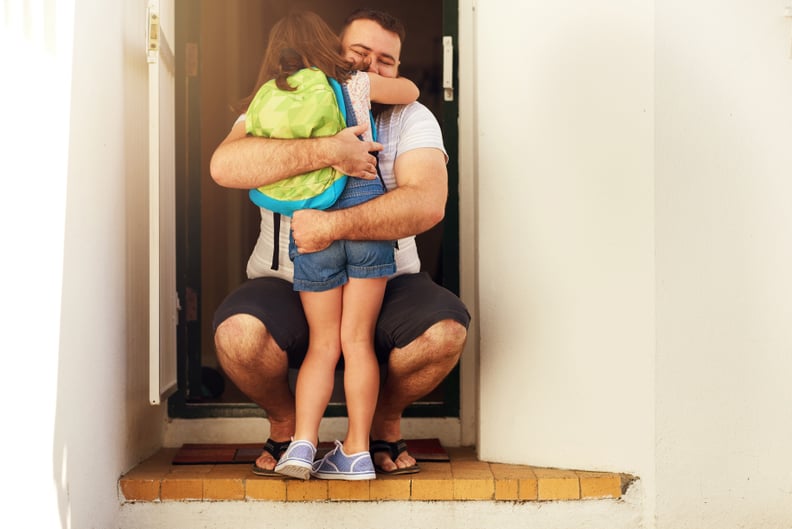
170, 0, 459, 418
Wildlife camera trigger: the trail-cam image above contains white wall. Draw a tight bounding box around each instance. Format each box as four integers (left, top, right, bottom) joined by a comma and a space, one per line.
3, 1, 791, 528
0, 2, 74, 526
473, 0, 792, 528
655, 2, 792, 528
473, 0, 656, 481
0, 0, 165, 527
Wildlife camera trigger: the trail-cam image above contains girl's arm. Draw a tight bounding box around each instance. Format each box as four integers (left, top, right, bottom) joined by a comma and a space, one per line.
366, 72, 419, 105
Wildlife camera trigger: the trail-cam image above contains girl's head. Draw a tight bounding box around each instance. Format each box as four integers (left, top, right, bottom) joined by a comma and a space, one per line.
257, 11, 352, 92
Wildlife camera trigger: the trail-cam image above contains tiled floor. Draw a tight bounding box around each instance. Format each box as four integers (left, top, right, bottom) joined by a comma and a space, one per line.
120, 446, 633, 503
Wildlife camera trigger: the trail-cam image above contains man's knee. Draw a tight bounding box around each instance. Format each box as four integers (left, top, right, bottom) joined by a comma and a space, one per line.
214, 314, 269, 366
419, 319, 468, 363
436, 319, 467, 357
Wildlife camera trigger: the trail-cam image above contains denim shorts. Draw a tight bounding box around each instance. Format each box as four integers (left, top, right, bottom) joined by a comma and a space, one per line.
289, 235, 396, 292
330, 176, 385, 210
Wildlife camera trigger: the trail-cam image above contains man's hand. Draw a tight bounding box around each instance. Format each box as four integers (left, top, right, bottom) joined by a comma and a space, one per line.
291, 208, 336, 254
293, 147, 447, 253
329, 124, 383, 180
210, 122, 383, 190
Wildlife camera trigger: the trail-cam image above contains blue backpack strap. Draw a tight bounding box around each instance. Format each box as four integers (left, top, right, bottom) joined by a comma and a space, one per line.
369, 112, 377, 142
327, 77, 348, 127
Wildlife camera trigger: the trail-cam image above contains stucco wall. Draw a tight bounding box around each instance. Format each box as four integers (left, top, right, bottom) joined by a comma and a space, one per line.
474, 0, 656, 480
1, 2, 74, 526
655, 2, 792, 528
2, 1, 166, 527
474, 0, 792, 528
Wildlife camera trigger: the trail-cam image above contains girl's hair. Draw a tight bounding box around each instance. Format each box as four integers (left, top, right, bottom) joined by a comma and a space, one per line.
237, 10, 354, 112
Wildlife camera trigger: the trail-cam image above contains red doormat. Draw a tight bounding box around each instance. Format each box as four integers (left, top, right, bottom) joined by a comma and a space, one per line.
172, 438, 448, 465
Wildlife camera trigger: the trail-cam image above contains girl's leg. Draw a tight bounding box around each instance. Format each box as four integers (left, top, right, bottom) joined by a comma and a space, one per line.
293, 287, 343, 445
339, 277, 388, 454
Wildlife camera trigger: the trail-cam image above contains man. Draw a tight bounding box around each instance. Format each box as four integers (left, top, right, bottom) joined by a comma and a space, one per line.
209, 9, 470, 475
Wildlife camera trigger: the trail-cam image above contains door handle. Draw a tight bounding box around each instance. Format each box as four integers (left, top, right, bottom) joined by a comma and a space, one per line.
443, 35, 454, 101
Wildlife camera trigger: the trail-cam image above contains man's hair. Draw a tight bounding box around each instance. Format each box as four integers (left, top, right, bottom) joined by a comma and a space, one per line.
342, 8, 406, 43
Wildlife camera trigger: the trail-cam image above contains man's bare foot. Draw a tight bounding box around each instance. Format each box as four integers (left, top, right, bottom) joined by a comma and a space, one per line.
253, 420, 294, 474
371, 445, 417, 472
369, 438, 419, 474
252, 438, 291, 473
370, 418, 419, 473
254, 453, 275, 471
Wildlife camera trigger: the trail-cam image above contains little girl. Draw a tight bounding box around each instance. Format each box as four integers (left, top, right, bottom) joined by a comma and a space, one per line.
243, 10, 419, 480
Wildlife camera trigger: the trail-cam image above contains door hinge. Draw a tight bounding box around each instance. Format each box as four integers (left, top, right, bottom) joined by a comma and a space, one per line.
186, 42, 199, 77
146, 6, 160, 63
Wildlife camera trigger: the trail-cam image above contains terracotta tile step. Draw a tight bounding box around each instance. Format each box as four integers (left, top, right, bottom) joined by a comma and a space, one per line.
119, 446, 634, 503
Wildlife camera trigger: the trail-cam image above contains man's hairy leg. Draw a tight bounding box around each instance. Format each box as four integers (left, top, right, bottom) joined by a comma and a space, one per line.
371, 319, 467, 472
214, 314, 296, 471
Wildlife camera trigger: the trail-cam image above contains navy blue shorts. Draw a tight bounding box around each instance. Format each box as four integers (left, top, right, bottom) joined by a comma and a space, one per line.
213, 272, 471, 368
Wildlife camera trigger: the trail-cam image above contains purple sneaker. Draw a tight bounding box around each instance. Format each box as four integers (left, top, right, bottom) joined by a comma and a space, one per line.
311, 440, 376, 480
274, 439, 317, 480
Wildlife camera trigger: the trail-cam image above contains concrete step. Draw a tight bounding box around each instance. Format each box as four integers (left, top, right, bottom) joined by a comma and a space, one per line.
119, 446, 643, 528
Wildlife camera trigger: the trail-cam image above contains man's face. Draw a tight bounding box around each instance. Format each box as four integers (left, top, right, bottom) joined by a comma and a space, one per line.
341, 19, 402, 78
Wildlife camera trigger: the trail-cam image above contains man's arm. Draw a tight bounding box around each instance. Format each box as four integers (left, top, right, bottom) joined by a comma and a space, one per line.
209, 120, 383, 189
290, 147, 447, 253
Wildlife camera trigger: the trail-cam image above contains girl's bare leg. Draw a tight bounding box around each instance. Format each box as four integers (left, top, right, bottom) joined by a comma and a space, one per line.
339, 277, 387, 454
293, 287, 343, 445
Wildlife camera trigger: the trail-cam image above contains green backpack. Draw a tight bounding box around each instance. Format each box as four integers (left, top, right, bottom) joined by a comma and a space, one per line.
245, 67, 348, 216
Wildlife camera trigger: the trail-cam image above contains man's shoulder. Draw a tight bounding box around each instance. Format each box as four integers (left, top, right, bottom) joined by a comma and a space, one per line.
376, 101, 446, 160
376, 101, 439, 134
379, 101, 433, 120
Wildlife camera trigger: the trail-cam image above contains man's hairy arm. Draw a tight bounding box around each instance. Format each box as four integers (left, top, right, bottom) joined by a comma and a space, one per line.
209, 120, 382, 189
290, 148, 447, 253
